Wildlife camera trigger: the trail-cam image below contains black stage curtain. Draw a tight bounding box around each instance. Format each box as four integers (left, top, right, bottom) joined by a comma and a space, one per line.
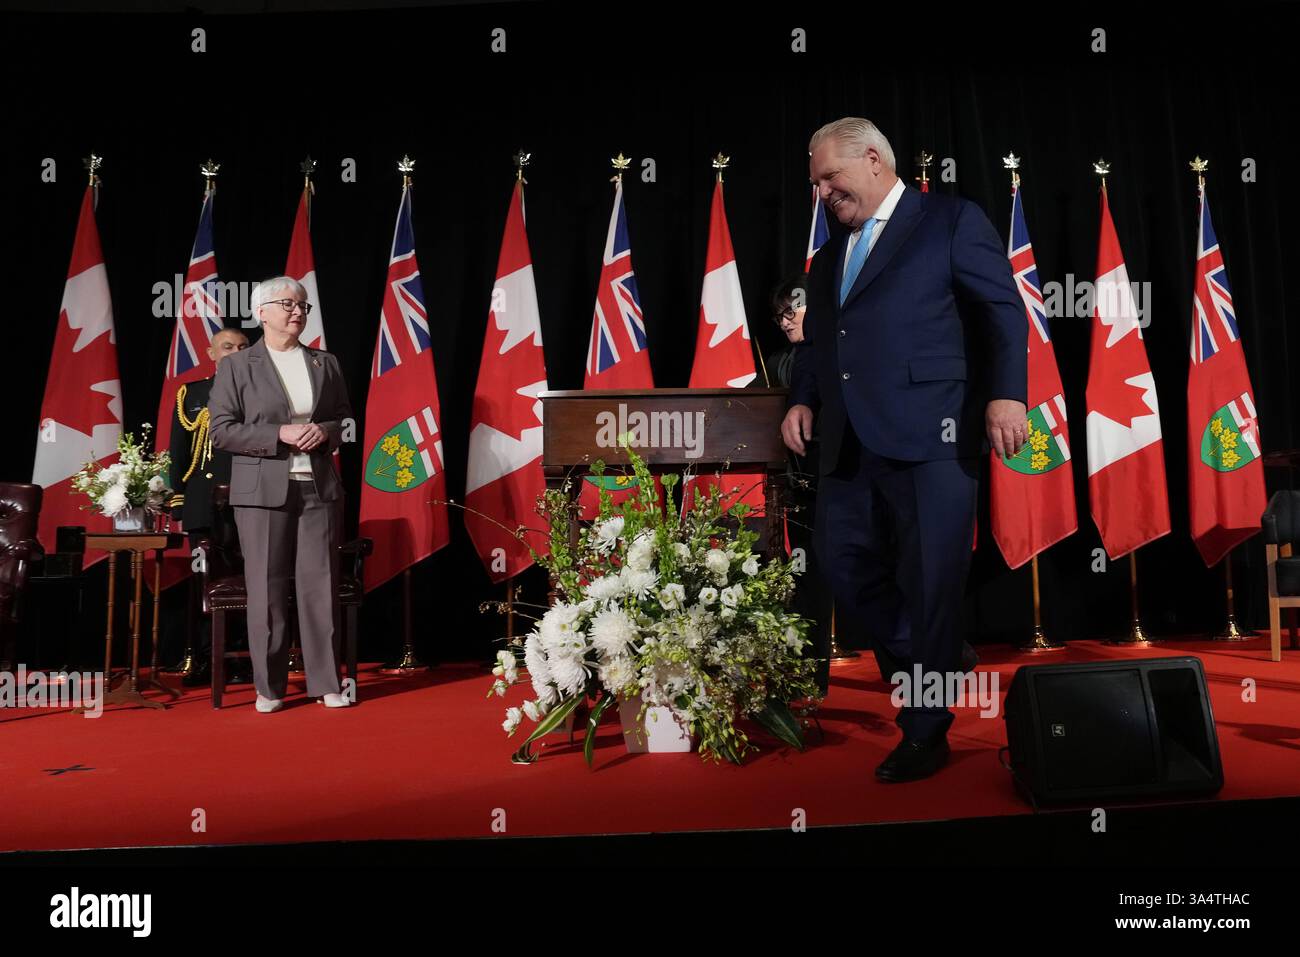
2, 3, 1297, 664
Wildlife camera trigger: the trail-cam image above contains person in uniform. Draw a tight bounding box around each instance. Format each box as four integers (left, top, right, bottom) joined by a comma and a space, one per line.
168, 327, 251, 685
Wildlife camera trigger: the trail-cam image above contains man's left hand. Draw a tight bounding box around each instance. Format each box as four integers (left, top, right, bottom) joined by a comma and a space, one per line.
986, 399, 1029, 459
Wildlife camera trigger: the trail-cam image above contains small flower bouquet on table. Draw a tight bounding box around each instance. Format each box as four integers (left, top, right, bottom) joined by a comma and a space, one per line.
491, 447, 821, 766
70, 425, 173, 532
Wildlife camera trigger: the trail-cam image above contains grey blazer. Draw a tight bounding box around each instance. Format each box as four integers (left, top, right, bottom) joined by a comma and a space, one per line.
208, 337, 351, 508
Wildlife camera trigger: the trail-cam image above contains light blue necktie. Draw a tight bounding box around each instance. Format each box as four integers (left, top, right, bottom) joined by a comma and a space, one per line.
840, 216, 879, 305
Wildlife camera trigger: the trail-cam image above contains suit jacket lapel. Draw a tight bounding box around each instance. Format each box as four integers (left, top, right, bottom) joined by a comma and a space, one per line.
840, 186, 925, 310
304, 347, 325, 417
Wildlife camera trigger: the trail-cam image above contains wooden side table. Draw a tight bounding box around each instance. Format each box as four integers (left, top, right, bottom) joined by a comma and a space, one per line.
78, 531, 185, 712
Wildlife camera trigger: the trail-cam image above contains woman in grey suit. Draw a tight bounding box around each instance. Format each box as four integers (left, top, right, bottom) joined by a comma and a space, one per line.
208, 277, 353, 712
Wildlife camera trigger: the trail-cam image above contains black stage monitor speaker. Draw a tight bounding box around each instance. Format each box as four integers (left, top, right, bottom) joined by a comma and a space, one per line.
1003, 656, 1223, 804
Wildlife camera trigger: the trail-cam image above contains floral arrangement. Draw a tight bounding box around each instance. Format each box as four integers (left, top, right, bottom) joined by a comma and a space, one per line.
490, 447, 821, 766
70, 425, 172, 520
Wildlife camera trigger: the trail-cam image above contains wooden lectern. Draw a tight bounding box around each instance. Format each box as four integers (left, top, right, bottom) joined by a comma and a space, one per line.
540, 388, 790, 559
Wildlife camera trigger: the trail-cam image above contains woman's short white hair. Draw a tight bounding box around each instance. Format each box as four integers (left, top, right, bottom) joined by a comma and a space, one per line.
808, 117, 896, 172
250, 276, 308, 320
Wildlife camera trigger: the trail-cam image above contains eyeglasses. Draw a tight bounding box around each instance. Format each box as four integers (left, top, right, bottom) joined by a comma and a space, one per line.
773, 306, 798, 325
269, 299, 313, 315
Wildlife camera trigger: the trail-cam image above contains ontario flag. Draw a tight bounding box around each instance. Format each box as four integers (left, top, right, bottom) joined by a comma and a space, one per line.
1187, 184, 1265, 566
991, 183, 1077, 569
1085, 182, 1170, 559
154, 184, 222, 452
358, 183, 450, 591
465, 180, 549, 583
32, 185, 123, 565
286, 185, 327, 350
805, 185, 829, 270
581, 179, 654, 517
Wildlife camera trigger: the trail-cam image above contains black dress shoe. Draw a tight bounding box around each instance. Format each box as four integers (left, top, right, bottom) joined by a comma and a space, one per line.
875, 735, 950, 782
181, 666, 211, 688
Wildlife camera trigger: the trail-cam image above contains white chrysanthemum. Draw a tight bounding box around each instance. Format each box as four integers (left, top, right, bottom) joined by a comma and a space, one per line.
548, 653, 590, 698
503, 707, 523, 734
627, 532, 655, 571
599, 656, 637, 693
658, 583, 686, 611
99, 485, 128, 517
704, 548, 730, 579
742, 555, 760, 577
524, 633, 558, 709
539, 603, 585, 650
593, 517, 625, 553
584, 573, 625, 603
698, 586, 719, 605
590, 605, 638, 660
621, 567, 659, 600
522, 699, 544, 722
720, 584, 743, 608
147, 474, 166, 493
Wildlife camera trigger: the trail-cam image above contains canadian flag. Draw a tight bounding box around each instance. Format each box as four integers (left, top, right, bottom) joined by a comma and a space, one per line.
286, 185, 327, 350
465, 180, 549, 583
32, 186, 123, 565
688, 180, 755, 389
1085, 182, 1171, 559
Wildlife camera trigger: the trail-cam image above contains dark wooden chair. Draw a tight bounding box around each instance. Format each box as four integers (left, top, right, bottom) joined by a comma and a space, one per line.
0, 483, 44, 671
199, 484, 372, 708
1263, 490, 1300, 662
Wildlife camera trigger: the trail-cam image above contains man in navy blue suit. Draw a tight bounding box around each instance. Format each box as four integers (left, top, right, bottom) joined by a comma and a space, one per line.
783, 118, 1028, 782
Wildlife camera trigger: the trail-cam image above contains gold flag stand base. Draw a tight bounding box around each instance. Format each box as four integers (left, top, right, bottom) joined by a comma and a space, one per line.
380, 645, 428, 673
1211, 553, 1251, 641
381, 569, 429, 673
163, 649, 197, 676
827, 606, 859, 659
1016, 626, 1065, 652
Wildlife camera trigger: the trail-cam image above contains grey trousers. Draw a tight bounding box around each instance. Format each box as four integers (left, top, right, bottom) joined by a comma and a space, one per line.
233, 479, 343, 699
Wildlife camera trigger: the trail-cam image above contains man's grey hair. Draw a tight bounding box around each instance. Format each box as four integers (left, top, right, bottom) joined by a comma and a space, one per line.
809, 117, 896, 172
250, 275, 308, 319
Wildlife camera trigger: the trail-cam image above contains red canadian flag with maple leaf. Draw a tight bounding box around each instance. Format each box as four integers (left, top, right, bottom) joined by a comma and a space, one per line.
32, 186, 123, 564
465, 180, 549, 583
1085, 182, 1171, 559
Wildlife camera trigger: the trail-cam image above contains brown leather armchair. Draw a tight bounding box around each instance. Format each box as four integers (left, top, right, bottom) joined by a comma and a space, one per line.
198, 484, 370, 708
0, 483, 45, 671
1264, 490, 1300, 662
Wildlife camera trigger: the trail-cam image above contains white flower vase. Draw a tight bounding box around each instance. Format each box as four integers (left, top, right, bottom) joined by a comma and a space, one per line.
111, 507, 146, 532
618, 694, 694, 753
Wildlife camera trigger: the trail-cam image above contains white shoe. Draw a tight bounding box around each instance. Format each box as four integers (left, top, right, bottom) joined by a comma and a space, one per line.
255, 694, 283, 713
321, 693, 350, 709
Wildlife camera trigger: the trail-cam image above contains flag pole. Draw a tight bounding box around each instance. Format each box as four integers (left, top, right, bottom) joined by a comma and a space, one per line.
914, 149, 933, 191
999, 154, 1063, 654
712, 151, 770, 387
378, 154, 430, 675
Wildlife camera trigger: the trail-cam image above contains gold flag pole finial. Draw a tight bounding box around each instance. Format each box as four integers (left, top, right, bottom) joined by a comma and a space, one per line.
915, 150, 933, 188
1189, 155, 1209, 192
200, 158, 220, 195
83, 152, 103, 188
610, 152, 631, 185
1003, 151, 1021, 189
300, 154, 317, 193
1092, 157, 1111, 193
513, 150, 531, 184
397, 154, 416, 189
712, 152, 731, 183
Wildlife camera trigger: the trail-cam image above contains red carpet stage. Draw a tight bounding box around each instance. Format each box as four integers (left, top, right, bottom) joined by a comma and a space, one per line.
3, 636, 1299, 854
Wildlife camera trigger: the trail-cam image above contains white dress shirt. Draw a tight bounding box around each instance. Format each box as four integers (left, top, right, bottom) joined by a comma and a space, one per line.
843, 176, 908, 269
266, 343, 315, 480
